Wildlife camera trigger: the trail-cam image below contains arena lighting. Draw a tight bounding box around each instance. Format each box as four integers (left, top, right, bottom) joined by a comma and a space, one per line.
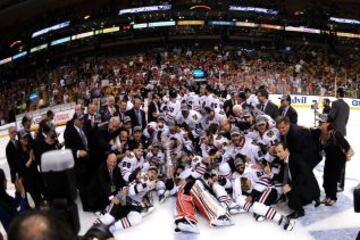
132, 23, 148, 29
148, 21, 176, 27
260, 24, 284, 30
50, 36, 71, 46
30, 44, 48, 53
285, 26, 321, 34
10, 40, 22, 48
337, 32, 360, 39
84, 15, 90, 20
103, 26, 120, 33
330, 17, 360, 25
190, 5, 211, 11
71, 31, 94, 40
208, 20, 235, 26
177, 20, 205, 26
235, 21, 259, 28
0, 57, 12, 65
12, 51, 27, 60
229, 6, 278, 15
119, 5, 172, 15
32, 21, 70, 38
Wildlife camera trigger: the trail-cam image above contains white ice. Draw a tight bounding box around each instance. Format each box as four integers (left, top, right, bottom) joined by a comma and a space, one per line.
1, 107, 359, 240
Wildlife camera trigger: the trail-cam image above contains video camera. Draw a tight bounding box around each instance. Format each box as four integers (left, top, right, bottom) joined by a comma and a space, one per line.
310, 100, 319, 110
41, 150, 114, 240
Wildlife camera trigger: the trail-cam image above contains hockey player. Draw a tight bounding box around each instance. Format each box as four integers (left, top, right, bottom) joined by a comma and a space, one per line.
174, 171, 233, 233
201, 107, 227, 131
175, 104, 202, 138
223, 127, 263, 164
165, 89, 181, 125
219, 154, 295, 230
95, 166, 159, 233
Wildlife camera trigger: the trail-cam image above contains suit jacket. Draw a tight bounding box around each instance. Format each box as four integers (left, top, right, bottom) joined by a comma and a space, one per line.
64, 125, 88, 166
223, 98, 236, 117
147, 101, 160, 123
328, 99, 350, 136
33, 134, 58, 167
87, 163, 126, 211
282, 124, 319, 169
92, 124, 117, 164
125, 108, 147, 130
6, 140, 18, 183
257, 101, 279, 120
279, 106, 298, 124
288, 153, 320, 203
101, 106, 117, 122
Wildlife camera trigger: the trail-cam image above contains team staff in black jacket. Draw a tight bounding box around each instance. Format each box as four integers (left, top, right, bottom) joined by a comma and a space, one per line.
5, 127, 18, 184
256, 89, 279, 120
87, 153, 126, 211
64, 112, 90, 211
279, 94, 298, 124
275, 142, 320, 219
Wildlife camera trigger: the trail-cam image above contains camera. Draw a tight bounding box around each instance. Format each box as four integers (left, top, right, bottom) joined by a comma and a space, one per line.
311, 100, 319, 110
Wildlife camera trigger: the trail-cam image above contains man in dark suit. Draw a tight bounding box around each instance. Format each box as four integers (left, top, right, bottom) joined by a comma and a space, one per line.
328, 87, 350, 191
223, 90, 237, 117
256, 89, 279, 120
125, 96, 146, 130
275, 142, 320, 219
92, 116, 122, 166
101, 96, 117, 122
147, 94, 161, 123
276, 116, 320, 169
6, 127, 19, 183
22, 115, 34, 148
64, 113, 90, 211
279, 94, 298, 124
87, 153, 126, 211
328, 88, 349, 137
115, 99, 128, 123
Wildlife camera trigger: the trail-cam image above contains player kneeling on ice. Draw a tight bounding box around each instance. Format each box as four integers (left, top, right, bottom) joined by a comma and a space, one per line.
95, 166, 159, 233
174, 170, 234, 234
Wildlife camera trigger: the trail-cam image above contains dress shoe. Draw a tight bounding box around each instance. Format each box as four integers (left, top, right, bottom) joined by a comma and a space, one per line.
287, 209, 305, 219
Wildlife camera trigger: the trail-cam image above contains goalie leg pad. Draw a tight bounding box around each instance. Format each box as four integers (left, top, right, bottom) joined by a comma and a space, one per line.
190, 180, 227, 223
175, 187, 197, 224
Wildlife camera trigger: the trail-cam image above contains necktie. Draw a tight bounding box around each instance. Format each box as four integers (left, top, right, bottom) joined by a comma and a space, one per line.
137, 110, 142, 127
261, 104, 265, 112
79, 129, 88, 149
283, 163, 289, 184
157, 131, 162, 142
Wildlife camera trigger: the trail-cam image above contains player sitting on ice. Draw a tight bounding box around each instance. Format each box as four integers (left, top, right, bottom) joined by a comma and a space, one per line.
229, 154, 295, 230
174, 169, 234, 234
95, 166, 159, 233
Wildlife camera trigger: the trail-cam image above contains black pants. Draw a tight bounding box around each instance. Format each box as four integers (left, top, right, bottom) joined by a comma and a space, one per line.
286, 188, 313, 211
323, 156, 345, 200
75, 164, 90, 210
23, 169, 44, 208
337, 164, 346, 190
110, 204, 143, 220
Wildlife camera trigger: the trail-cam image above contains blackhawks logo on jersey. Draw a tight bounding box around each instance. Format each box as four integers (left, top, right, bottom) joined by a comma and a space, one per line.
192, 114, 198, 120
267, 130, 274, 138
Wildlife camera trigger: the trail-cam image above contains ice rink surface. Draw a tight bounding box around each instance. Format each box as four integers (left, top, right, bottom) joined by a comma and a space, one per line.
1, 107, 359, 240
